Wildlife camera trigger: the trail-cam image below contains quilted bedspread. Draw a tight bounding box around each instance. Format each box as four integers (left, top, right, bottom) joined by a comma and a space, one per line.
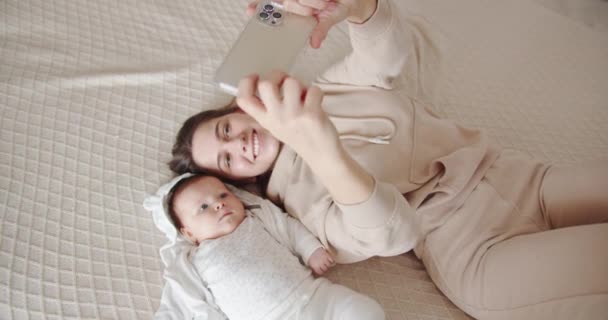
1, 0, 607, 319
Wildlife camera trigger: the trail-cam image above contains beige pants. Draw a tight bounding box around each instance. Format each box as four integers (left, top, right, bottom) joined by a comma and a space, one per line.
421, 150, 608, 320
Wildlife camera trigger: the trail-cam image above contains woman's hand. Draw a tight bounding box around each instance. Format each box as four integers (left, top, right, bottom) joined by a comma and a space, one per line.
307, 247, 336, 275
236, 71, 340, 159
237, 70, 375, 206
246, 0, 378, 48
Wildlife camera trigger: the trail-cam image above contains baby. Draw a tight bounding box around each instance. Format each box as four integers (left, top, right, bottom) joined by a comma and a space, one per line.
167, 174, 385, 320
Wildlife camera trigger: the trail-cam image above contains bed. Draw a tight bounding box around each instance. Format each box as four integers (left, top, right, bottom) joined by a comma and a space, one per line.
1, 0, 607, 319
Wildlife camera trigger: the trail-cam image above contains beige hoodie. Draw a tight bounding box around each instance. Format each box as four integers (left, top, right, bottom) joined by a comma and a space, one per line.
266, 0, 500, 263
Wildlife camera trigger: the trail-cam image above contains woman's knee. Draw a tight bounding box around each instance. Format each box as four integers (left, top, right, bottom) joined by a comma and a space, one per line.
541, 164, 608, 227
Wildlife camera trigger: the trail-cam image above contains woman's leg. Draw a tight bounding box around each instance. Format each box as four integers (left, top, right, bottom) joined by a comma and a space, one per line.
541, 162, 608, 228
424, 186, 608, 319
422, 152, 608, 320
471, 223, 608, 319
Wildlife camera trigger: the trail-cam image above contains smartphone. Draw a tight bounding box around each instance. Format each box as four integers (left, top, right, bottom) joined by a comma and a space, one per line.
214, 1, 317, 96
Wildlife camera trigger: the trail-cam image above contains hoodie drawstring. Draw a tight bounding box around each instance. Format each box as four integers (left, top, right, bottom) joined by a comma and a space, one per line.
328, 115, 396, 145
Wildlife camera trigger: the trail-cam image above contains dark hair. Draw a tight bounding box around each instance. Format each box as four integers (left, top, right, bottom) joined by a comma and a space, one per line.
168, 101, 272, 194
166, 174, 206, 231
168, 102, 238, 175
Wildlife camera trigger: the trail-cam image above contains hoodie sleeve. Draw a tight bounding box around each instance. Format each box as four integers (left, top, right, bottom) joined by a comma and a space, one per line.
325, 178, 420, 263
253, 200, 325, 266
315, 0, 409, 89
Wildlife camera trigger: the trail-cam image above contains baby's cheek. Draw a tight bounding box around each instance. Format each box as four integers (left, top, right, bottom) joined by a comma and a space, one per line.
222, 216, 240, 232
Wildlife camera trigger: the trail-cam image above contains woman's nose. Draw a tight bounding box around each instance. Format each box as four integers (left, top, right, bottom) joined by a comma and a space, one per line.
227, 134, 247, 154
239, 133, 247, 153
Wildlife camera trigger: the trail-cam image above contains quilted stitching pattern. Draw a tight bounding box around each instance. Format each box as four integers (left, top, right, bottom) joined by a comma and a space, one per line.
1, 0, 606, 319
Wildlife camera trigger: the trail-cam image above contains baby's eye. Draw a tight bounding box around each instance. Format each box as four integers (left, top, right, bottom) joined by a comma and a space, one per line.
200, 204, 208, 211
225, 154, 231, 169
220, 192, 228, 198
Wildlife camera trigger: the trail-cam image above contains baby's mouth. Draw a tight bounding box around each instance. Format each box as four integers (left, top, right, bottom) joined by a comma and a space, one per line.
219, 211, 233, 221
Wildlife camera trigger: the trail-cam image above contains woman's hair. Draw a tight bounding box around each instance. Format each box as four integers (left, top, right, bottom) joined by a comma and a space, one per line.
168, 100, 271, 193
168, 101, 237, 175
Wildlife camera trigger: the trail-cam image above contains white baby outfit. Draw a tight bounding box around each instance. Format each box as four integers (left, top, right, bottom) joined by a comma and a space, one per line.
144, 173, 385, 320
193, 212, 320, 320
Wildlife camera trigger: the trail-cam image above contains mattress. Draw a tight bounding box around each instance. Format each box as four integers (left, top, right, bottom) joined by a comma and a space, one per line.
1, 0, 607, 319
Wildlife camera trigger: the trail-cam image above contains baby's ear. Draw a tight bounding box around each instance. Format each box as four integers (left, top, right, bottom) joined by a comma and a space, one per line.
180, 227, 198, 245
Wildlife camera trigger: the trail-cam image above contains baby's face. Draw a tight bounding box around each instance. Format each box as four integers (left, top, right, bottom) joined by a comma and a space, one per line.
174, 176, 246, 243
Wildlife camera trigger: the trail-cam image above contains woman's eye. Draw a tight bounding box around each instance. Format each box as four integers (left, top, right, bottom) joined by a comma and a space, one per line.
223, 123, 231, 138
220, 193, 228, 198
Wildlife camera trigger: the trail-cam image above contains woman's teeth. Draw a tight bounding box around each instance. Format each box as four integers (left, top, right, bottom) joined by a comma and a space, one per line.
253, 132, 259, 158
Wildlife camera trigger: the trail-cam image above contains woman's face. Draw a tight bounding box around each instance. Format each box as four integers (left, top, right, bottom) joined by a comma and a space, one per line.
191, 111, 281, 180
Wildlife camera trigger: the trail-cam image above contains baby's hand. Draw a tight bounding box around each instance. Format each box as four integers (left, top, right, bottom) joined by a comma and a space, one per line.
307, 247, 336, 275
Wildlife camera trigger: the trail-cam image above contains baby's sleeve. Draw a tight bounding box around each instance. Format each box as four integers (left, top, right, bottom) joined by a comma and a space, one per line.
155, 246, 227, 320
253, 200, 324, 265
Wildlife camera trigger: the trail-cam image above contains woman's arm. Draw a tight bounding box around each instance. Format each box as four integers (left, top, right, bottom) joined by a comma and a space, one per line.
277, 0, 407, 88
329, 180, 420, 262
247, 0, 378, 48
266, 150, 420, 263
303, 136, 375, 206
237, 72, 374, 205
317, 0, 408, 89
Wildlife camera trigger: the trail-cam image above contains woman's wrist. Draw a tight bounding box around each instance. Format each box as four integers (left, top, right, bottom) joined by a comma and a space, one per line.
347, 0, 378, 24
303, 142, 375, 205
293, 135, 341, 167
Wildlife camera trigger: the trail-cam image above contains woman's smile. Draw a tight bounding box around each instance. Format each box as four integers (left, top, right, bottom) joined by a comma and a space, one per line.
252, 130, 260, 159
189, 103, 282, 180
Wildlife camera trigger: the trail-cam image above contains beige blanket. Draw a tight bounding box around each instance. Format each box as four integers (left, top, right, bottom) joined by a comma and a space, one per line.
1, 0, 606, 318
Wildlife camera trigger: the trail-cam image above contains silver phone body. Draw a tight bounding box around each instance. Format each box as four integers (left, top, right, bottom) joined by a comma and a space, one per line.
214, 1, 316, 96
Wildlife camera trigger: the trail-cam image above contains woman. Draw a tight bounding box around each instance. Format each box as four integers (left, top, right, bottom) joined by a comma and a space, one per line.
169, 0, 608, 318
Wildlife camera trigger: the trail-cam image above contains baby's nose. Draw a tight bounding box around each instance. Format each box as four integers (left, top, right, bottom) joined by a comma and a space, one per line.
215, 202, 224, 210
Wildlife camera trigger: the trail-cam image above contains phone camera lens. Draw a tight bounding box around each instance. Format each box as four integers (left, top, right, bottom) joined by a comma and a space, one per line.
259, 12, 270, 20
263, 4, 274, 12
272, 12, 282, 19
